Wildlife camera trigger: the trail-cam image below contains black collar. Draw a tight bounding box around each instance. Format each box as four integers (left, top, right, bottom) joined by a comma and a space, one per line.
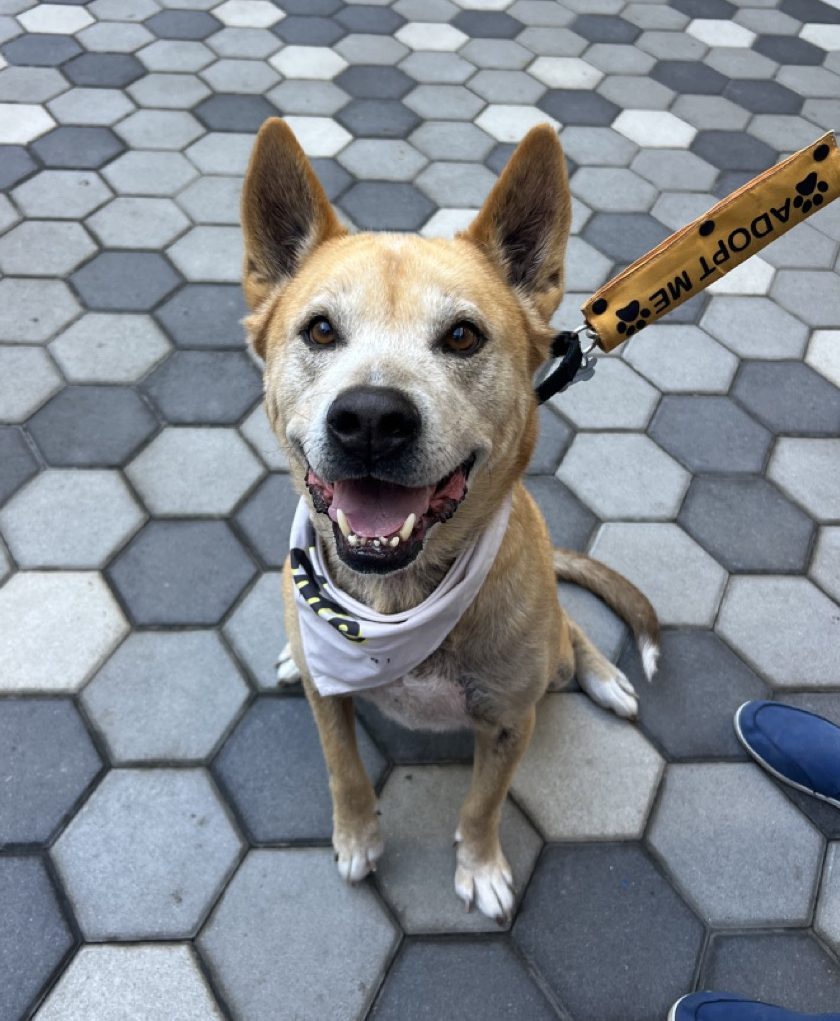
535, 330, 593, 404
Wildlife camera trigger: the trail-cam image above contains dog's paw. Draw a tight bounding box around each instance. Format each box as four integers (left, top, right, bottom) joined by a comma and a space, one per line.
333, 817, 384, 885
453, 832, 515, 926
276, 643, 301, 686
579, 665, 638, 720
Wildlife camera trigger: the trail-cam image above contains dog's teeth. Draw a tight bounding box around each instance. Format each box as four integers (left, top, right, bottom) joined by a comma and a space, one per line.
399, 513, 416, 542
337, 508, 351, 538
347, 533, 359, 547
389, 536, 399, 548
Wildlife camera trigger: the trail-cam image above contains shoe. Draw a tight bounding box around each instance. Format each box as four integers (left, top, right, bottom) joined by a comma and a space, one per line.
734, 700, 840, 810
669, 991, 840, 1020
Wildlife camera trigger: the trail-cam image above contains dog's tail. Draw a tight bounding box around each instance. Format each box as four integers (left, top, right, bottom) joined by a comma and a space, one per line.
553, 549, 660, 681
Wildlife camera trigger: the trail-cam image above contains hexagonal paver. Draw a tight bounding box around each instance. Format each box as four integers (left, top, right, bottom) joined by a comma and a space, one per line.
155, 283, 248, 350
550, 358, 659, 430
772, 269, 840, 329
30, 125, 125, 170
0, 345, 61, 423
590, 522, 727, 626
539, 88, 619, 126
62, 52, 145, 88
175, 175, 242, 223
86, 196, 189, 249
613, 108, 696, 147
0, 145, 38, 191
336, 97, 421, 138
812, 527, 840, 604
213, 696, 385, 842
557, 433, 689, 520
0, 571, 128, 692
200, 56, 279, 93
0, 101, 55, 144
52, 768, 242, 939
222, 572, 286, 690
717, 576, 840, 688
270, 43, 347, 79
33, 944, 225, 1021
145, 10, 221, 40
339, 181, 434, 231
0, 219, 95, 275
816, 842, 840, 956
272, 13, 344, 45
199, 848, 397, 1021
513, 843, 704, 1021
623, 324, 738, 392
12, 169, 112, 219
47, 86, 135, 126
71, 251, 180, 312
335, 64, 412, 99
474, 104, 558, 143
648, 395, 772, 475
50, 313, 170, 383
806, 330, 840, 389
571, 165, 656, 212
193, 93, 276, 132
0, 857, 74, 1021
768, 438, 840, 522
19, 5, 93, 35
527, 404, 573, 475
267, 79, 349, 115
338, 138, 427, 181
234, 473, 315, 569
649, 763, 823, 925
416, 160, 496, 206
108, 519, 256, 626
0, 277, 80, 344
0, 469, 144, 568
0, 698, 101, 844
26, 385, 157, 467
524, 476, 597, 550
214, 0, 282, 28
83, 631, 249, 763
141, 350, 261, 425
102, 150, 198, 196
167, 225, 244, 282
511, 694, 662, 840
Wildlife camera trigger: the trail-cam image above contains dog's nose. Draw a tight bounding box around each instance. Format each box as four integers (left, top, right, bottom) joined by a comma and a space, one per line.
326, 385, 421, 464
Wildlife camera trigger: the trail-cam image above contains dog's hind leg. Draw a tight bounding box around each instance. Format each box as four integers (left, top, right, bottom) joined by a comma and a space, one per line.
454, 706, 535, 925
568, 620, 638, 720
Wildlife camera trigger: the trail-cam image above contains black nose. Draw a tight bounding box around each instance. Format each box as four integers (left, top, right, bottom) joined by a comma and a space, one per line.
326, 385, 421, 465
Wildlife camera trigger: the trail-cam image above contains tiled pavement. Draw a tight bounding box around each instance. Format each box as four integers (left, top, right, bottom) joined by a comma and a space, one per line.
1, 0, 840, 1018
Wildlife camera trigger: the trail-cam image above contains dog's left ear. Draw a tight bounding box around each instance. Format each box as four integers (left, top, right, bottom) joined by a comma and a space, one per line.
463, 125, 571, 321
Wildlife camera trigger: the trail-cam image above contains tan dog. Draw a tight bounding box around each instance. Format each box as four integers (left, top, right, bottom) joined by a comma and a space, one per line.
241, 118, 659, 925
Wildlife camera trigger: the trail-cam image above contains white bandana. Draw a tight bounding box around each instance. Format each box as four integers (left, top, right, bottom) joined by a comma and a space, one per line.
289, 494, 512, 697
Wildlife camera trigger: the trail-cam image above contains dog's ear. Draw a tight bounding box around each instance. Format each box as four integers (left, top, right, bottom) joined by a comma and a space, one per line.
463, 125, 571, 321
241, 117, 346, 314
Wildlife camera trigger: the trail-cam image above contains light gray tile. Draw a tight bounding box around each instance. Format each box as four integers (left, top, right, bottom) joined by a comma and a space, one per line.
0, 277, 80, 344
622, 324, 738, 393
398, 51, 475, 83
50, 313, 170, 382
86, 196, 189, 247
811, 528, 840, 605
771, 270, 840, 329
571, 166, 656, 211
816, 843, 840, 956
338, 139, 427, 182
137, 39, 215, 72
12, 169, 112, 219
200, 56, 278, 93
415, 160, 496, 205
222, 572, 286, 690
0, 220, 96, 276
768, 438, 840, 523
551, 357, 659, 429
102, 150, 197, 196
113, 109, 204, 150
127, 72, 210, 109
0, 345, 62, 422
701, 296, 809, 359
239, 403, 288, 471
167, 225, 244, 282
0, 66, 68, 102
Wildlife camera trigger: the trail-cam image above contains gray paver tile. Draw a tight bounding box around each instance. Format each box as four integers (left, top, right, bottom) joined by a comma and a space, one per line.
771, 269, 840, 329
167, 225, 244, 282
176, 175, 242, 223
335, 64, 413, 100
557, 581, 627, 663
141, 349, 260, 424
222, 572, 286, 689
811, 527, 840, 604
128, 70, 210, 108
582, 209, 669, 263
267, 78, 349, 115
77, 21, 153, 52
53, 768, 242, 939
551, 355, 659, 430
114, 108, 204, 149
0, 219, 95, 275
62, 52, 144, 87
338, 138, 427, 181
340, 180, 433, 230
12, 168, 111, 219
701, 296, 809, 359
409, 120, 494, 161
558, 124, 637, 166
0, 571, 128, 692
768, 437, 840, 522
33, 944, 224, 1021
183, 131, 254, 175
30, 125, 125, 169
816, 842, 840, 956
399, 50, 474, 82
83, 631, 248, 763
0, 469, 144, 568
598, 74, 675, 110
527, 404, 572, 475
86, 195, 189, 248
155, 283, 248, 349
0, 144, 37, 190
651, 762, 823, 926
763, 222, 838, 270
590, 522, 727, 626
2, 35, 80, 70
0, 425, 38, 506
145, 9, 221, 40
72, 251, 180, 312
272, 13, 344, 46
0, 65, 67, 102
415, 160, 495, 206
733, 361, 840, 436
807, 330, 840, 389
0, 698, 101, 844
0, 345, 61, 423
50, 313, 170, 382
623, 324, 737, 392
524, 475, 597, 550
571, 165, 656, 211
137, 38, 214, 72
233, 472, 299, 568
193, 92, 276, 131
200, 56, 278, 93
102, 149, 197, 196
199, 848, 398, 1021
375, 764, 541, 933
671, 93, 750, 131
205, 26, 279, 59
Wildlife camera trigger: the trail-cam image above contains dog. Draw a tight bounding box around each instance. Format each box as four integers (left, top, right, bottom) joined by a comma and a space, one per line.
240, 118, 659, 925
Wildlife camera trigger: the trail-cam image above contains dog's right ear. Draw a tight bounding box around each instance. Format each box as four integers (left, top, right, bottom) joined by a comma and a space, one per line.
241, 117, 346, 321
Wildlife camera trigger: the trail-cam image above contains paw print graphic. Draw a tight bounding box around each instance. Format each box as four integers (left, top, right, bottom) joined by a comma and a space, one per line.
615, 299, 651, 337
793, 170, 829, 214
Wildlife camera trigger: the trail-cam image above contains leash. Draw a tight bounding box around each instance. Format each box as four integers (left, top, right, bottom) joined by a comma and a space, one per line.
536, 130, 840, 404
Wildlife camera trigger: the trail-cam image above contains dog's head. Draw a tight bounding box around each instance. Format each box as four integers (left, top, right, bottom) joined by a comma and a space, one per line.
241, 118, 570, 579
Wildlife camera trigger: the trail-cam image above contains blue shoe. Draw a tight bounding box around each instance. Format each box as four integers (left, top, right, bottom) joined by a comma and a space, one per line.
670, 991, 840, 1020
734, 700, 840, 809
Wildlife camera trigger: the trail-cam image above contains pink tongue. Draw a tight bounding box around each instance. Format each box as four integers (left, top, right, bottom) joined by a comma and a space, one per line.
328, 479, 435, 538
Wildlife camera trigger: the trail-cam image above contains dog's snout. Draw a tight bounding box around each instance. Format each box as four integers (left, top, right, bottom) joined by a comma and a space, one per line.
327, 385, 421, 465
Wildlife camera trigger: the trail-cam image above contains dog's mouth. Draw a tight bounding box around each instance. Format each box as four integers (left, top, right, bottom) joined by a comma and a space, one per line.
305, 455, 476, 574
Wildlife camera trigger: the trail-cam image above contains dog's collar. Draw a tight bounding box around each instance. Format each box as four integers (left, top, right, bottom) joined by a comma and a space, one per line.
534, 326, 598, 404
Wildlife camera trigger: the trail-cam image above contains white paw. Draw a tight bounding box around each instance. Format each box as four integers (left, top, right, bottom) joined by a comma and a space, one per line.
579, 666, 638, 720
453, 834, 515, 926
276, 643, 301, 686
333, 820, 384, 885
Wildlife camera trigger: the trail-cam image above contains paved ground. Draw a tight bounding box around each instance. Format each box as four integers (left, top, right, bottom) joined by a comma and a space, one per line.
1, 0, 840, 1018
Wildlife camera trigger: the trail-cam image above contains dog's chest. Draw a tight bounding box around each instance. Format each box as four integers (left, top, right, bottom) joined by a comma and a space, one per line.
359, 655, 470, 731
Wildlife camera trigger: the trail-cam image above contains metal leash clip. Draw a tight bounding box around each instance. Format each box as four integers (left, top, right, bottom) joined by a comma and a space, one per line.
534, 323, 599, 404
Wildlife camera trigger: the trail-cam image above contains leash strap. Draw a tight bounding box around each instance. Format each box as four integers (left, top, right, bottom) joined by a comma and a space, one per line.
535, 329, 587, 403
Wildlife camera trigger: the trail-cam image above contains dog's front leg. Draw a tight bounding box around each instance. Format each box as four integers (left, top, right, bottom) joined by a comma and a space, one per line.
304, 680, 383, 883
454, 705, 536, 925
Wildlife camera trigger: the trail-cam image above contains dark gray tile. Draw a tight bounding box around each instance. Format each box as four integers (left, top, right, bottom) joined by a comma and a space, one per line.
335, 64, 413, 99
679, 476, 815, 573
0, 145, 37, 190
62, 52, 145, 88
26, 385, 157, 467
780, 0, 840, 20
538, 89, 619, 126
212, 696, 386, 842
753, 34, 825, 65
0, 857, 74, 1021
370, 939, 557, 1021
155, 284, 248, 349
702, 932, 840, 1014
72, 252, 181, 313
583, 212, 671, 264
0, 426, 38, 506
339, 181, 433, 230
142, 350, 261, 425
356, 698, 474, 764
652, 60, 728, 95
233, 472, 299, 568
672, 0, 735, 14
485, 142, 515, 175
30, 126, 124, 170
648, 396, 772, 474
514, 843, 704, 1021
527, 405, 573, 475
278, 0, 342, 13
144, 10, 221, 40
0, 699, 102, 845
692, 130, 777, 171
733, 361, 840, 436
1, 33, 81, 67
194, 93, 276, 131
107, 519, 256, 625
713, 169, 756, 200
524, 476, 597, 550
336, 5, 404, 34
272, 15, 345, 45
311, 157, 353, 201
452, 10, 523, 38
620, 629, 767, 761
571, 14, 640, 43
336, 98, 421, 139
724, 79, 803, 115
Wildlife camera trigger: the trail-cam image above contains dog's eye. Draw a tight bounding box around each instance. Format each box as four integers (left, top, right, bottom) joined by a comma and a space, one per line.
306, 317, 337, 347
443, 321, 482, 356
